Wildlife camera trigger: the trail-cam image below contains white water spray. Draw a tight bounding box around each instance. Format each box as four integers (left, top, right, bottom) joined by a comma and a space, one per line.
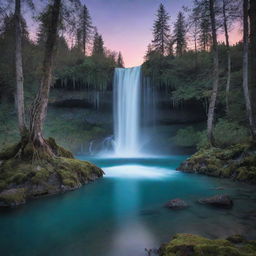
113, 66, 142, 157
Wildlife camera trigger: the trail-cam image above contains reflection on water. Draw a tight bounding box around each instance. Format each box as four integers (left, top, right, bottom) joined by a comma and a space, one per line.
0, 156, 256, 256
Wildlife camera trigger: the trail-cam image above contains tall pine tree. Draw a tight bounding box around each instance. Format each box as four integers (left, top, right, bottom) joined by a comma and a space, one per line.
76, 4, 92, 56
152, 3, 170, 55
173, 11, 187, 56
92, 31, 104, 57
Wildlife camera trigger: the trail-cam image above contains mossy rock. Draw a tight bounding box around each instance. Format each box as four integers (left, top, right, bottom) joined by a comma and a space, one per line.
0, 143, 21, 160
178, 143, 256, 184
159, 234, 256, 256
47, 137, 74, 158
0, 188, 26, 207
0, 142, 104, 207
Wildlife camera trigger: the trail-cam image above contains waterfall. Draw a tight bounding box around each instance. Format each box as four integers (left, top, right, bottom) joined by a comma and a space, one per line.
113, 66, 142, 157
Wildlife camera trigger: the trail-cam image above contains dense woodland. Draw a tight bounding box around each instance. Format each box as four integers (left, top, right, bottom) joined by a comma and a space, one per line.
0, 0, 255, 155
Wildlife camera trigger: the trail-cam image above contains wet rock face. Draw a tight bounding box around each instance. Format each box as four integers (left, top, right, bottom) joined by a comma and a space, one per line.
198, 194, 233, 208
165, 198, 189, 209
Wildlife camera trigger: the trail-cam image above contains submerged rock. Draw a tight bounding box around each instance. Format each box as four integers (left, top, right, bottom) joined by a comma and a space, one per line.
165, 198, 189, 209
159, 233, 256, 256
198, 194, 233, 208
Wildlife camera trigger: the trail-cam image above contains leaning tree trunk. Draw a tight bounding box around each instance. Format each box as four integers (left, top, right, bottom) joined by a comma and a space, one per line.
207, 0, 219, 146
29, 0, 61, 152
15, 0, 27, 137
248, 0, 256, 140
223, 0, 231, 114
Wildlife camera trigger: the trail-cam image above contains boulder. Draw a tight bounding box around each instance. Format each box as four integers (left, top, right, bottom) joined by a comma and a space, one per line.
226, 234, 245, 244
165, 198, 189, 209
198, 194, 233, 208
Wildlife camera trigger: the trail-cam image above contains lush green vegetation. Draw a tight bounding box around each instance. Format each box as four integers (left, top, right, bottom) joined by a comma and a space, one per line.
143, 43, 249, 149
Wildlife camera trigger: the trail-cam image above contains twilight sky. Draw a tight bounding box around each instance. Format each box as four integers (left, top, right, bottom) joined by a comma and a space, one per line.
81, 0, 242, 67
26, 0, 242, 67
84, 0, 192, 67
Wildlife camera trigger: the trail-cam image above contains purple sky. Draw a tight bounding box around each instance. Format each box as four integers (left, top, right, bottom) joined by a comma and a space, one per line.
83, 0, 192, 67
25, 0, 241, 67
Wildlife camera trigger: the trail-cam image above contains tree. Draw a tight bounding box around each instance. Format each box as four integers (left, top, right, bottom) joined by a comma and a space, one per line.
152, 3, 170, 55
207, 0, 219, 146
76, 4, 92, 55
14, 0, 27, 137
221, 0, 240, 113
29, 0, 61, 153
92, 31, 104, 57
117, 51, 124, 68
249, 0, 256, 122
242, 0, 256, 140
173, 11, 187, 56
196, 0, 212, 51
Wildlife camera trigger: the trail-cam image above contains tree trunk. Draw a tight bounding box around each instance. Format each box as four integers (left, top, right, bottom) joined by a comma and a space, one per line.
15, 0, 27, 137
29, 0, 61, 150
223, 0, 231, 114
249, 0, 256, 136
82, 5, 86, 56
243, 0, 256, 141
207, 0, 219, 146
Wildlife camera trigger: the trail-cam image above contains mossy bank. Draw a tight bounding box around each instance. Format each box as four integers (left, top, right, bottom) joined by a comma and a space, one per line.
178, 143, 256, 184
0, 138, 104, 207
159, 233, 256, 256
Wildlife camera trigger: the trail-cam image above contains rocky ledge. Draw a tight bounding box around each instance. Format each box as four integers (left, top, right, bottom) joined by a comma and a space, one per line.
0, 138, 104, 207
159, 233, 256, 256
178, 143, 256, 184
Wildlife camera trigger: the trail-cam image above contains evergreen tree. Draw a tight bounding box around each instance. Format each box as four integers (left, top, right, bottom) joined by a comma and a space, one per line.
117, 51, 124, 68
92, 32, 104, 57
193, 0, 212, 51
173, 11, 187, 56
76, 4, 92, 56
152, 3, 170, 55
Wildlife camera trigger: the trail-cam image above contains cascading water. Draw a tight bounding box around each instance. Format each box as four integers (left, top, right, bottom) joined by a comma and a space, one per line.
113, 66, 142, 157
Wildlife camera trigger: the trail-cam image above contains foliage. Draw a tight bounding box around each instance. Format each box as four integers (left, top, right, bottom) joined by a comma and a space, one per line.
213, 118, 249, 147
171, 126, 202, 147
173, 11, 187, 56
152, 3, 170, 55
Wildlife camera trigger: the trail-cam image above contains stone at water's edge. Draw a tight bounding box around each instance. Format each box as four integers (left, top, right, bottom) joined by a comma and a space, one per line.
165, 198, 189, 209
198, 194, 233, 208
159, 233, 256, 256
177, 143, 256, 184
0, 157, 104, 207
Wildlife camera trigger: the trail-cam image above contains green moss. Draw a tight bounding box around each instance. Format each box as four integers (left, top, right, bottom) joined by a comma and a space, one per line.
0, 180, 7, 191
57, 168, 79, 187
0, 188, 26, 206
237, 167, 249, 181
9, 172, 28, 184
160, 234, 256, 256
0, 143, 20, 160
31, 168, 50, 184
47, 137, 74, 158
179, 143, 256, 184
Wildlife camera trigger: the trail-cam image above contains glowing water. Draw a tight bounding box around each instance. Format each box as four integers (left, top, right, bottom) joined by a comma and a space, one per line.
113, 66, 142, 157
